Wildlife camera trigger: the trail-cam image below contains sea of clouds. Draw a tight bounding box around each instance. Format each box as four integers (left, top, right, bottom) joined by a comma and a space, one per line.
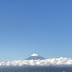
0, 57, 72, 67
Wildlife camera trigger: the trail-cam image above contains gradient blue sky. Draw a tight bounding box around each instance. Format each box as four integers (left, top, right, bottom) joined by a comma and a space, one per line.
0, 0, 72, 61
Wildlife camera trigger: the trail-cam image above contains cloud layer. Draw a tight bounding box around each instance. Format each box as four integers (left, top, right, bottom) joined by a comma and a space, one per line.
0, 57, 72, 66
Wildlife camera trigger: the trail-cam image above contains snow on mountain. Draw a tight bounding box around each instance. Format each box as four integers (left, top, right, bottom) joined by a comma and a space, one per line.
25, 54, 45, 60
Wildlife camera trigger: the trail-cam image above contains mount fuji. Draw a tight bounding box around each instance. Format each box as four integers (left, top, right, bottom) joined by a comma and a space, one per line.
25, 54, 45, 60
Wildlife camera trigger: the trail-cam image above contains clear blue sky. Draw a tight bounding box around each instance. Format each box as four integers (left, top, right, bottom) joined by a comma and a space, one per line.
0, 0, 72, 61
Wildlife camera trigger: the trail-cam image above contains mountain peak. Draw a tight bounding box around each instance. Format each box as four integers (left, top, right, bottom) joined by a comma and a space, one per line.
25, 54, 45, 60
31, 54, 39, 56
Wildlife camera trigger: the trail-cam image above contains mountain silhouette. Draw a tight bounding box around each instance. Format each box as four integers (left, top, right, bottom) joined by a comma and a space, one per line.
25, 54, 45, 60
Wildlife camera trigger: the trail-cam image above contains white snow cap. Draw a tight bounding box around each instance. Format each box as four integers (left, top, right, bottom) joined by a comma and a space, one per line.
31, 54, 39, 56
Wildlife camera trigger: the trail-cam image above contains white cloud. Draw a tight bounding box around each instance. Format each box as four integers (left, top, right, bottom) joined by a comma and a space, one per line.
0, 57, 72, 66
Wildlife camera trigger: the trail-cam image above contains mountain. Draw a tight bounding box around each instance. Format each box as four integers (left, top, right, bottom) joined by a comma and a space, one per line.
25, 54, 45, 60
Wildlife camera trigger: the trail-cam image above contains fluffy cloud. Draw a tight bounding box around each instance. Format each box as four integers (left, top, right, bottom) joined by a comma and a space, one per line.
0, 57, 72, 66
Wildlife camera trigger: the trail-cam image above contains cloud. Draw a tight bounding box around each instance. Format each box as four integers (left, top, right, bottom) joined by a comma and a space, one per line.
0, 57, 72, 66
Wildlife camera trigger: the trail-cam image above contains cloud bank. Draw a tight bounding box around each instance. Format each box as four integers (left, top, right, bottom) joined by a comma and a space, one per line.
0, 57, 72, 66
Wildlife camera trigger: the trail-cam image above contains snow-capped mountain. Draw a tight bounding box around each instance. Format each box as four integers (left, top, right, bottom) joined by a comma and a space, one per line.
25, 54, 45, 60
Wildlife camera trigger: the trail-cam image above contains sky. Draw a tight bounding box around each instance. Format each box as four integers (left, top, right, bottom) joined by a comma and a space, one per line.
0, 0, 72, 61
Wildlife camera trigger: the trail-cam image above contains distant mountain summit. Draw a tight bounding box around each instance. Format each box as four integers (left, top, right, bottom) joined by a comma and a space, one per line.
25, 54, 45, 60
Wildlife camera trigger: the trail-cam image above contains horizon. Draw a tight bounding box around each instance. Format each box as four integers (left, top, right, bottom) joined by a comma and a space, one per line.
0, 53, 72, 62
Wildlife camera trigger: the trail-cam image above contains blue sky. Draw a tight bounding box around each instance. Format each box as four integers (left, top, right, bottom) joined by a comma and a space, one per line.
0, 0, 72, 61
